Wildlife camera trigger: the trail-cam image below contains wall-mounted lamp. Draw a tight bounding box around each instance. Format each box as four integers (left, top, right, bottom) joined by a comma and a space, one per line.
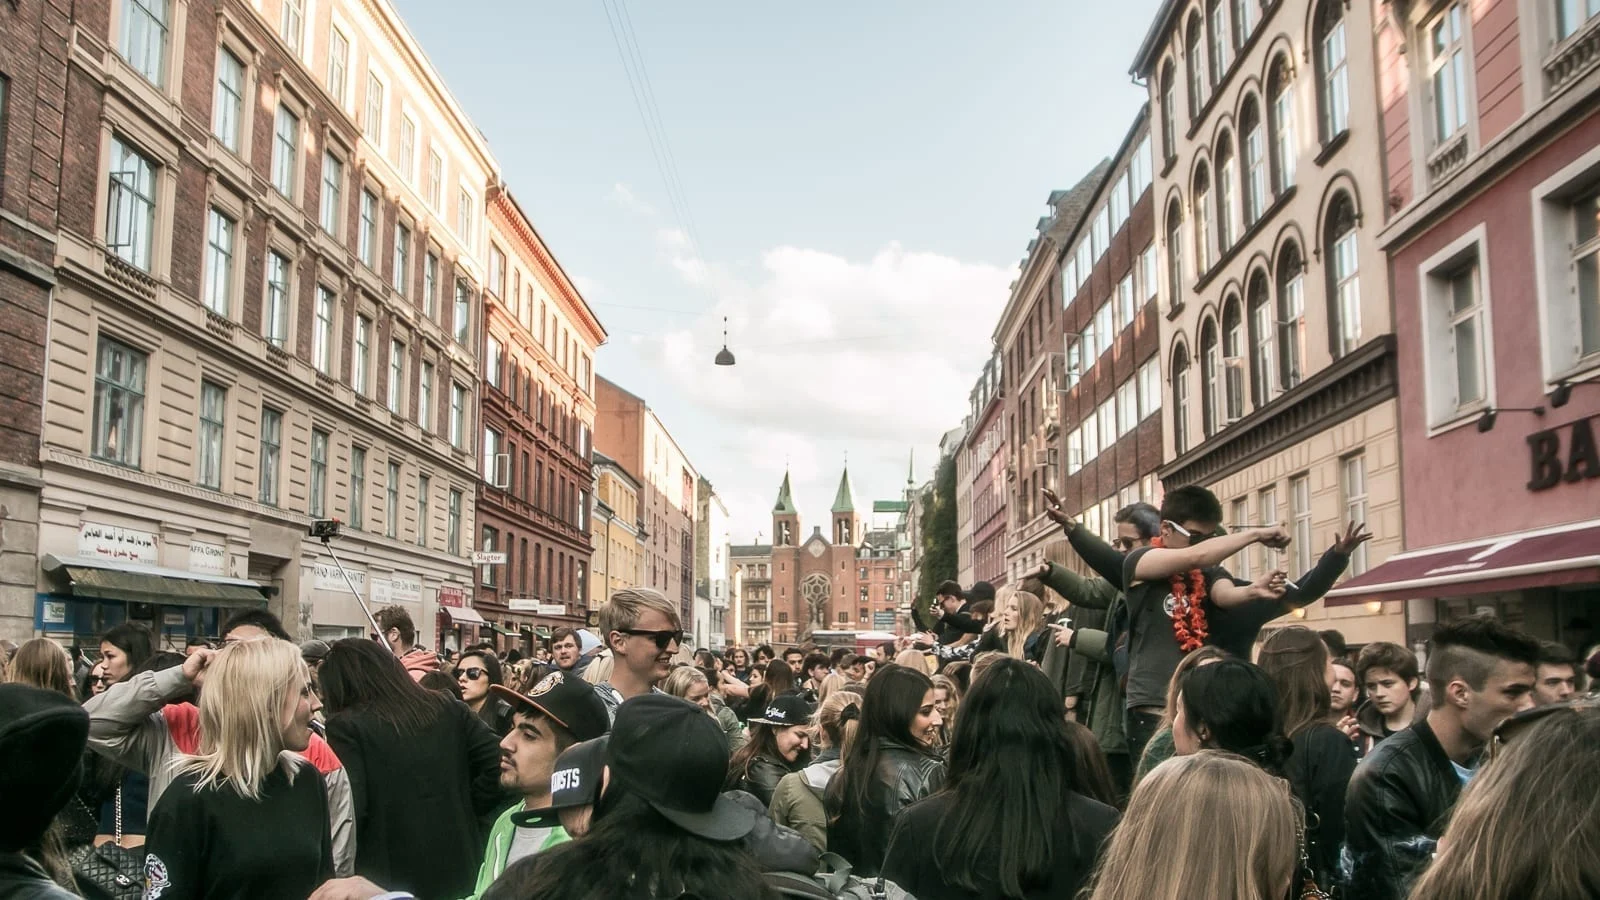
1548, 374, 1599, 408
1475, 405, 1546, 433
1365, 600, 1384, 614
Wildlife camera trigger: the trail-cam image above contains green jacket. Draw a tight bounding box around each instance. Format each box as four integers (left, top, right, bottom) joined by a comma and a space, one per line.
768, 754, 839, 853
464, 803, 571, 900
1041, 562, 1128, 757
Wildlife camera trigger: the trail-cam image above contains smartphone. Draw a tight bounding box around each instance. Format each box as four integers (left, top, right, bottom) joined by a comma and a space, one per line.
1053, 616, 1072, 629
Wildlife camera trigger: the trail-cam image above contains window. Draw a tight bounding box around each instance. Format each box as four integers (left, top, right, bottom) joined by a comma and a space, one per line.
1208, 0, 1231, 86
456, 188, 474, 245
1558, 0, 1600, 38
1117, 380, 1138, 436
481, 527, 498, 585
1193, 164, 1213, 273
358, 190, 377, 267
1223, 299, 1246, 422
386, 461, 400, 538
419, 361, 434, 431
1099, 399, 1116, 452
308, 428, 328, 517
1233, 0, 1254, 47
423, 253, 438, 318
427, 150, 443, 209
364, 73, 385, 146
1342, 454, 1369, 574
482, 427, 501, 484
327, 29, 349, 106
450, 382, 466, 448
1231, 498, 1252, 577
1172, 344, 1190, 454
448, 488, 462, 554
1257, 485, 1279, 574
1066, 427, 1083, 473
204, 208, 235, 316
1290, 474, 1312, 574
1269, 58, 1297, 193
1141, 243, 1159, 303
1572, 187, 1600, 363
320, 152, 343, 235
1092, 206, 1111, 260
1094, 303, 1115, 358
280, 0, 304, 52
258, 406, 282, 505
353, 315, 371, 395
198, 381, 225, 489
1317, 0, 1350, 140
486, 337, 502, 389
1166, 199, 1184, 303
399, 116, 416, 184
1277, 241, 1306, 388
393, 223, 410, 296
264, 251, 290, 348
1424, 251, 1488, 421
454, 281, 471, 344
1133, 136, 1153, 196
1110, 173, 1129, 232
1327, 195, 1361, 357
489, 245, 506, 297
106, 137, 156, 270
1200, 319, 1222, 437
1117, 274, 1136, 331
271, 105, 298, 197
1158, 64, 1179, 164
212, 49, 244, 151
1248, 271, 1277, 406
1138, 357, 1162, 418
1083, 406, 1100, 461
388, 340, 404, 413
1065, 336, 1082, 388
350, 446, 366, 530
313, 286, 335, 374
1216, 138, 1237, 250
1242, 100, 1267, 225
120, 0, 168, 86
1186, 14, 1208, 118
1427, 3, 1470, 148
416, 474, 430, 547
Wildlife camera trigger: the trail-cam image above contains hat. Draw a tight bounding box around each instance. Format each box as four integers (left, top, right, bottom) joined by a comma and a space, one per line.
300, 639, 331, 662
748, 690, 813, 727
608, 694, 759, 842
491, 670, 609, 742
967, 581, 996, 603
0, 684, 90, 851
577, 629, 603, 655
511, 734, 610, 828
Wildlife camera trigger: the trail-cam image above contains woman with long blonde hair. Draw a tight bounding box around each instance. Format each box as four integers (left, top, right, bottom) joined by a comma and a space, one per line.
974, 589, 1050, 663
1087, 751, 1298, 900
4, 637, 76, 700
893, 648, 931, 674
142, 639, 331, 899
930, 673, 961, 745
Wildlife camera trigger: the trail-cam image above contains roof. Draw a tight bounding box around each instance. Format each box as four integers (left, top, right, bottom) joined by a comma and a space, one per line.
832, 468, 856, 514
1130, 0, 1184, 77
730, 544, 773, 557
873, 500, 910, 514
773, 471, 798, 516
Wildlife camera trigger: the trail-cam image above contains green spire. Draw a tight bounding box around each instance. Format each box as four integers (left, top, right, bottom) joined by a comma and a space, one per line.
832, 468, 855, 514
773, 471, 797, 516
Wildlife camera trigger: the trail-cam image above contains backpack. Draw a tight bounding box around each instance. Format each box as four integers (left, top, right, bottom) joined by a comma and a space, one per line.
765, 853, 916, 900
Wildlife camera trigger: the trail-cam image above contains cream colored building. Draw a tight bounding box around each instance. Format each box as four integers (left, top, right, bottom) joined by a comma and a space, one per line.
589, 452, 645, 611
1132, 0, 1403, 643
36, 0, 494, 645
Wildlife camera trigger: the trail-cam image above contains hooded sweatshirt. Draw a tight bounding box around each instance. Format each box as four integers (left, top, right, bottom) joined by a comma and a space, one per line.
461, 804, 570, 900
767, 749, 840, 853
398, 647, 441, 682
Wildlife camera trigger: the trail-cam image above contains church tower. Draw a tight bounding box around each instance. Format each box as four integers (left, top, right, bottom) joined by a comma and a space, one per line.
773, 470, 799, 548
832, 467, 858, 546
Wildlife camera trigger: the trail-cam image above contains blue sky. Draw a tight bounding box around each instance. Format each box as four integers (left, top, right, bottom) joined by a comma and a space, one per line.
391, 0, 1162, 544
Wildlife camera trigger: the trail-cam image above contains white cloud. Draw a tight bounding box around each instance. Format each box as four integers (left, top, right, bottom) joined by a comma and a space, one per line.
609, 182, 656, 217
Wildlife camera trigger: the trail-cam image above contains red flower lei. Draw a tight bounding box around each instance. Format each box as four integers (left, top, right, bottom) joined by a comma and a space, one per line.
1152, 537, 1209, 652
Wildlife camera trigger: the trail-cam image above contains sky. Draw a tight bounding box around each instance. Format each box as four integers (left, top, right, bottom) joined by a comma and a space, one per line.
390, 0, 1164, 545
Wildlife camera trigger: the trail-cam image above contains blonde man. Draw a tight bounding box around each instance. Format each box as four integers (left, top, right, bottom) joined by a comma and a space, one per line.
593, 588, 683, 721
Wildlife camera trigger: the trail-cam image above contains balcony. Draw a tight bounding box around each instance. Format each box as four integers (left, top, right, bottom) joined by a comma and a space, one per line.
1545, 16, 1600, 92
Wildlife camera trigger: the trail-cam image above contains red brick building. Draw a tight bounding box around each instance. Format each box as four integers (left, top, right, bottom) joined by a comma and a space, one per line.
967, 353, 1007, 590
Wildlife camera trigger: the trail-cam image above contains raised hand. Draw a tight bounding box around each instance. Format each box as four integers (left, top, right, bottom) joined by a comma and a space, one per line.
1041, 489, 1073, 528
1333, 522, 1374, 556
1049, 622, 1076, 647
1245, 570, 1289, 601
1257, 524, 1292, 550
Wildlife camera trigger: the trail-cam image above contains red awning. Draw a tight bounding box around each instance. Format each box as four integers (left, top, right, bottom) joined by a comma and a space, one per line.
1324, 520, 1600, 606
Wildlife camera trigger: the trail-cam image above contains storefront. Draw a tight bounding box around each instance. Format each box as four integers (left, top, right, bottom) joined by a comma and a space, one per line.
36, 552, 270, 645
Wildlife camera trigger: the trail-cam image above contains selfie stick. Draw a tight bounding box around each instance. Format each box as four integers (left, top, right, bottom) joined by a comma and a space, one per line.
319, 536, 393, 655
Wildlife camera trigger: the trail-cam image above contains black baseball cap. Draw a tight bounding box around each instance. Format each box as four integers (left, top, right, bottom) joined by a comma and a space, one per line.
492, 670, 609, 742
511, 735, 609, 829
607, 694, 760, 842
748, 690, 813, 727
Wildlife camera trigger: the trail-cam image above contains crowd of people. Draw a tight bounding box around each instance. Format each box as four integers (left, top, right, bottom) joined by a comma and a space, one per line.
0, 484, 1597, 899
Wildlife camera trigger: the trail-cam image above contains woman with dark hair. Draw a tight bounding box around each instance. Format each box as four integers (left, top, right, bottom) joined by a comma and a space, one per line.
742, 659, 796, 724
1134, 645, 1229, 784
319, 638, 502, 900
83, 648, 186, 856
728, 647, 753, 683
824, 664, 944, 876
98, 622, 153, 687
1257, 626, 1357, 887
882, 658, 1119, 899
725, 691, 812, 806
1062, 719, 1120, 808
455, 650, 513, 736
1171, 658, 1292, 775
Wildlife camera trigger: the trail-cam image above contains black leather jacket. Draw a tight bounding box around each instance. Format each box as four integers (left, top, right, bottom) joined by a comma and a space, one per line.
1343, 718, 1468, 900
0, 851, 79, 900
732, 754, 799, 808
825, 740, 945, 877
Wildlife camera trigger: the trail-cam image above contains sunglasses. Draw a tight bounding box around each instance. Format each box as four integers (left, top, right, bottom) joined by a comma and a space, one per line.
1488, 697, 1600, 761
620, 628, 684, 651
456, 667, 487, 681
1112, 537, 1137, 551
90, 676, 111, 686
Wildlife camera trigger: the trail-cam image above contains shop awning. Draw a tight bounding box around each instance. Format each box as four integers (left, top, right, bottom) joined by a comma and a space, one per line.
1324, 520, 1600, 606
41, 554, 270, 608
441, 605, 488, 625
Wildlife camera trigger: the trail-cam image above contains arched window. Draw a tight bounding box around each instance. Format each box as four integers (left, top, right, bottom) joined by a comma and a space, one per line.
1208, 0, 1231, 86
1172, 343, 1191, 454
1186, 14, 1208, 119
1216, 134, 1238, 251
1247, 269, 1276, 405
1223, 296, 1246, 421
1233, 0, 1255, 47
1326, 193, 1361, 357
1276, 240, 1306, 389
1268, 56, 1297, 194
1241, 98, 1266, 225
1166, 197, 1185, 304
1200, 318, 1221, 437
1160, 62, 1178, 162
1315, 0, 1349, 141
1193, 164, 1214, 273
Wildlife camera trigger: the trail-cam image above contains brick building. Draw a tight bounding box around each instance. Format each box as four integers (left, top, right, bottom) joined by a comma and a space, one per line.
966, 351, 1007, 589
473, 187, 604, 650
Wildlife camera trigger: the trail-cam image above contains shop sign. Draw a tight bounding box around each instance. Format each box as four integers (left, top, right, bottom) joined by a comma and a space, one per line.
162, 611, 187, 626
437, 585, 467, 608
873, 611, 897, 629
537, 603, 566, 617
371, 574, 422, 606
507, 598, 540, 611
1527, 413, 1600, 491
41, 601, 67, 625
313, 563, 366, 595
78, 523, 157, 565
471, 551, 507, 566
188, 541, 227, 576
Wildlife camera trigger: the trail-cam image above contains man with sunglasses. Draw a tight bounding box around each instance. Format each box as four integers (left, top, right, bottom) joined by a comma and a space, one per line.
592, 587, 683, 722
1344, 615, 1539, 900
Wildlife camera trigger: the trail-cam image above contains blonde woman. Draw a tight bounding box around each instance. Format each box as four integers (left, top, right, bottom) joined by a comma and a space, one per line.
142, 640, 331, 899
1086, 751, 1298, 900
769, 690, 861, 852
4, 637, 76, 700
974, 589, 1050, 664
892, 648, 931, 675
930, 673, 961, 745
816, 671, 849, 704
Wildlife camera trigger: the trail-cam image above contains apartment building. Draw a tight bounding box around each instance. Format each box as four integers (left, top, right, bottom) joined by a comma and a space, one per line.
474, 188, 605, 650
1326, 0, 1600, 646
966, 352, 1008, 589
1132, 0, 1404, 643
695, 477, 730, 649
732, 543, 773, 648
589, 451, 645, 611
36, 0, 492, 646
